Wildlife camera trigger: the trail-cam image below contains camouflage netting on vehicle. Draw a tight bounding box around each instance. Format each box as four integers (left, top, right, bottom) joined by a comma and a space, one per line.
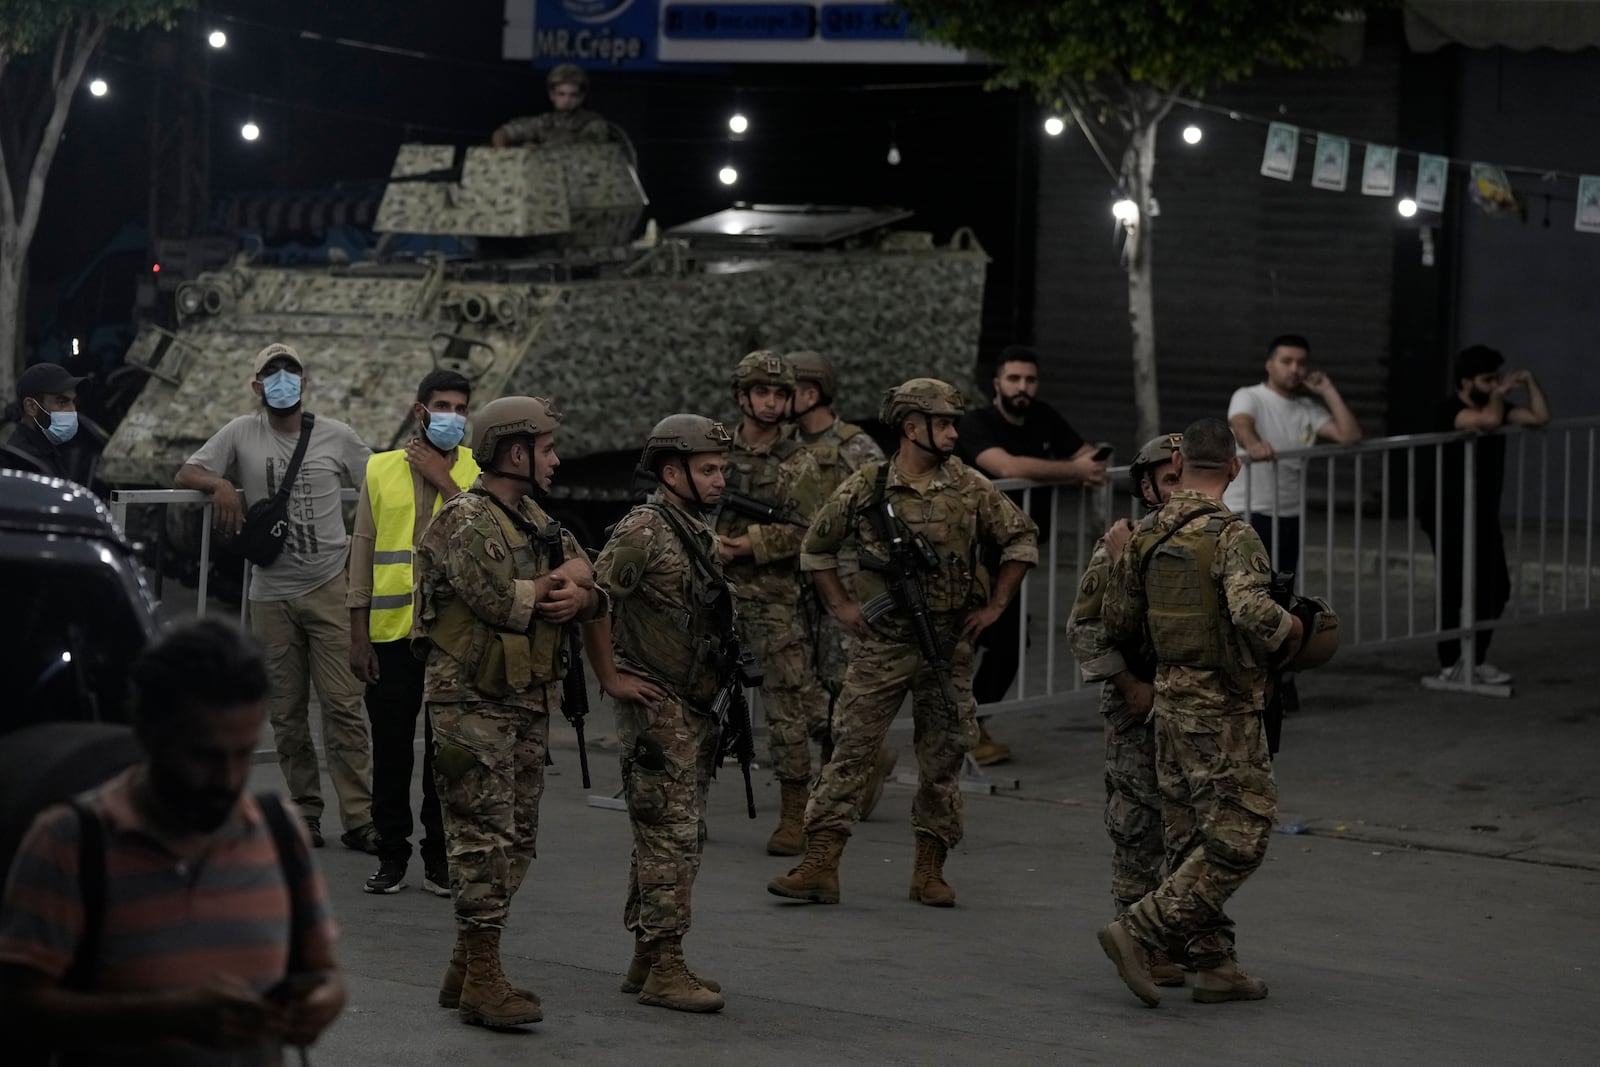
373, 142, 645, 244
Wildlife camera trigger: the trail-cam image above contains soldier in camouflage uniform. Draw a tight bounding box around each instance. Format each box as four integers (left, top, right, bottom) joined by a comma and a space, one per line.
768, 379, 1038, 908
786, 350, 897, 819
719, 351, 831, 857
414, 396, 609, 1029
1066, 432, 1186, 988
583, 414, 736, 1014
1096, 418, 1304, 1008
491, 64, 635, 163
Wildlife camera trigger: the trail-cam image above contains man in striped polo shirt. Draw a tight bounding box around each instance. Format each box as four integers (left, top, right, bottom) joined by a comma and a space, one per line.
0, 619, 346, 1065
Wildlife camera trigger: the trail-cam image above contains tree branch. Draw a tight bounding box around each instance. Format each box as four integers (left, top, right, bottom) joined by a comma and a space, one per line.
15, 17, 107, 253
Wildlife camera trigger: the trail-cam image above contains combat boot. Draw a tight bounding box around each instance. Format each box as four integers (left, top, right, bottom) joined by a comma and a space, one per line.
620, 934, 720, 995
1192, 959, 1269, 1003
439, 931, 540, 1009
1148, 949, 1187, 987
908, 833, 956, 907
636, 937, 725, 1013
858, 744, 899, 821
765, 780, 809, 856
456, 928, 543, 1028
1096, 919, 1162, 1007
766, 829, 845, 904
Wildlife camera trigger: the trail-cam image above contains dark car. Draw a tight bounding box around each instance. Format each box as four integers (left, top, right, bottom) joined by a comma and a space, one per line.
0, 470, 154, 874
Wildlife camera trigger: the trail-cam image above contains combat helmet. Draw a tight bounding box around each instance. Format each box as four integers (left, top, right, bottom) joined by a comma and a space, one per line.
1129, 432, 1182, 499
785, 350, 835, 400
642, 414, 733, 469
547, 63, 589, 90
731, 350, 796, 392
879, 377, 965, 426
1284, 596, 1340, 671
470, 395, 562, 465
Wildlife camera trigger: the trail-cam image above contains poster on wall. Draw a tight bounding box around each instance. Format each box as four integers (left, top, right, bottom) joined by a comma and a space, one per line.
1415, 153, 1450, 212
1310, 133, 1349, 192
1575, 175, 1600, 235
1360, 144, 1397, 196
1260, 122, 1299, 181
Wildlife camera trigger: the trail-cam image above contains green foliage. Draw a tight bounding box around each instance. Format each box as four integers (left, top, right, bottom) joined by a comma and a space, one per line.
896, 0, 1364, 103
0, 0, 194, 55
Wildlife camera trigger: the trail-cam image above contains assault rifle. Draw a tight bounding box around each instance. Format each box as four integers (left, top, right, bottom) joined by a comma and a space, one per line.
705, 584, 760, 819
635, 470, 806, 528
857, 490, 963, 727
1260, 570, 1300, 756
539, 522, 592, 788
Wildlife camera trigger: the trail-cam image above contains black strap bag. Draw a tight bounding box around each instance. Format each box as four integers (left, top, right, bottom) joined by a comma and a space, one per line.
236, 413, 315, 567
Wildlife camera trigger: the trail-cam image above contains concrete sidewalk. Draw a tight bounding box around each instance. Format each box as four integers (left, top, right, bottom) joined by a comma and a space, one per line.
274, 614, 1599, 1066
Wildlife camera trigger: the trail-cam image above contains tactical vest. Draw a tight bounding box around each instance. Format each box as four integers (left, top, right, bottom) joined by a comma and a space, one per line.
850, 461, 985, 616
717, 435, 801, 540
613, 503, 727, 706
1134, 506, 1251, 672
427, 495, 566, 697
365, 448, 480, 643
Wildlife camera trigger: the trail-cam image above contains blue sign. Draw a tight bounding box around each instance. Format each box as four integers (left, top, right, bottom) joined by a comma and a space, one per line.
662, 4, 817, 40
819, 3, 914, 40
533, 0, 662, 69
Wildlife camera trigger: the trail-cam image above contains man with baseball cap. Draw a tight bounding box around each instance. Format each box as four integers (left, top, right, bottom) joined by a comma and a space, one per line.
175, 342, 378, 853
3, 363, 93, 484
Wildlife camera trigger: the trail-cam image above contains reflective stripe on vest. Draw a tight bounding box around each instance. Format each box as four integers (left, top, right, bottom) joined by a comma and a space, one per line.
367, 446, 480, 642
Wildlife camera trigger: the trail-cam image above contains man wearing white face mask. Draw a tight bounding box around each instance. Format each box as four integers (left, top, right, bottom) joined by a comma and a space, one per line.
3, 363, 94, 484
347, 369, 480, 896
176, 342, 377, 852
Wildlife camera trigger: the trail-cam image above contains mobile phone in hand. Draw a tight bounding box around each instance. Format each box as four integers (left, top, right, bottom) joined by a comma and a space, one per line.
1091, 444, 1114, 462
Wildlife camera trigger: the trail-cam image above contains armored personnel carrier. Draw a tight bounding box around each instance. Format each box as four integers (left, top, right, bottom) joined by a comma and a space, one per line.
100, 141, 988, 540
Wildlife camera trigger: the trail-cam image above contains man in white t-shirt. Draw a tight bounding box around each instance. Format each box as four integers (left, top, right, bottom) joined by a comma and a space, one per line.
1224, 334, 1362, 576
175, 342, 377, 853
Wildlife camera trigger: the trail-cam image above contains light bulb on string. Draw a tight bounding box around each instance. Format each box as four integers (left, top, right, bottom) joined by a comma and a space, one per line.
88, 78, 109, 97
718, 165, 738, 186
1182, 124, 1202, 145
728, 112, 749, 135
1397, 198, 1418, 218
241, 121, 261, 142
1112, 199, 1139, 222
208, 30, 227, 49
1043, 116, 1065, 137
887, 143, 901, 166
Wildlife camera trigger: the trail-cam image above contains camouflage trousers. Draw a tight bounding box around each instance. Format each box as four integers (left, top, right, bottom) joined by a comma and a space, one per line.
1104, 712, 1165, 914
1122, 710, 1277, 971
739, 596, 831, 784
618, 694, 718, 941
428, 694, 551, 932
804, 628, 979, 847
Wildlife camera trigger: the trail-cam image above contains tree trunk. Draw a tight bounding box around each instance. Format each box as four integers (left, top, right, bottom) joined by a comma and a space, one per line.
0, 242, 20, 402
1124, 117, 1161, 444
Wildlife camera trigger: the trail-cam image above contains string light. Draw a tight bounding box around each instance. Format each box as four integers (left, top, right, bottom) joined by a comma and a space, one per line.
1111, 199, 1139, 222
1397, 198, 1418, 218
718, 165, 738, 186
728, 112, 748, 135
887, 143, 902, 166
1182, 124, 1202, 145
241, 121, 261, 141
88, 78, 109, 97
208, 30, 228, 49
1043, 116, 1065, 137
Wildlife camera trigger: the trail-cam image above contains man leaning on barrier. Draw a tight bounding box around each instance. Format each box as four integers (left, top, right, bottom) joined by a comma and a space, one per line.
1098, 418, 1303, 1007
175, 342, 377, 854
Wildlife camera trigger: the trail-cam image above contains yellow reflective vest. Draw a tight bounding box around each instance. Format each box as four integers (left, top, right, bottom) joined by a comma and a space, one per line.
366, 447, 480, 642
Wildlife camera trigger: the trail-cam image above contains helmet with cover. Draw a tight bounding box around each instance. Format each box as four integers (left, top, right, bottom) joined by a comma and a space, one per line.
878, 377, 965, 427
785, 350, 835, 401
1284, 595, 1340, 671
546, 63, 589, 90
642, 414, 732, 471
470, 395, 562, 465
730, 350, 797, 392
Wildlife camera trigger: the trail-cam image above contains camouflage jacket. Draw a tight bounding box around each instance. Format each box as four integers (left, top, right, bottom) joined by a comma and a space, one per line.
1067, 538, 1155, 720
1103, 489, 1293, 716
801, 454, 1039, 618
796, 416, 886, 496
498, 109, 619, 149
413, 482, 601, 709
592, 491, 731, 708
716, 423, 826, 601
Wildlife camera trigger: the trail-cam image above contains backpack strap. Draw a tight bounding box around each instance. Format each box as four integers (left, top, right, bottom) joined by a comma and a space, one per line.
256, 793, 310, 976
63, 800, 105, 991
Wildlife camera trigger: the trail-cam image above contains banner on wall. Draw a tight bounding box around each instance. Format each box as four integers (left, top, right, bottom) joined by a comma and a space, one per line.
1360, 144, 1397, 196
1310, 133, 1349, 192
1260, 122, 1299, 181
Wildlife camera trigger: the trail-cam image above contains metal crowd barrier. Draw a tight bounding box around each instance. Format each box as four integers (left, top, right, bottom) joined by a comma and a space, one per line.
980, 415, 1598, 713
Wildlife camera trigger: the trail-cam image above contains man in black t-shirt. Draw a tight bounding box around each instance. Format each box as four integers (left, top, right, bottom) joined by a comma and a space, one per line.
958, 346, 1107, 764
1419, 345, 1549, 686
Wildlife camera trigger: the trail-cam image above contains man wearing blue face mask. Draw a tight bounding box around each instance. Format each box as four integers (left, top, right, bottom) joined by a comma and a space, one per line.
3, 363, 93, 484
347, 369, 479, 896
176, 343, 378, 854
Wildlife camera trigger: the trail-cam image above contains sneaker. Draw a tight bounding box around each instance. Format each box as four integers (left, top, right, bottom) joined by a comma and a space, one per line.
340, 824, 381, 855
422, 861, 452, 899
363, 859, 407, 895
1436, 661, 1467, 684
303, 818, 324, 849
1474, 662, 1513, 685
